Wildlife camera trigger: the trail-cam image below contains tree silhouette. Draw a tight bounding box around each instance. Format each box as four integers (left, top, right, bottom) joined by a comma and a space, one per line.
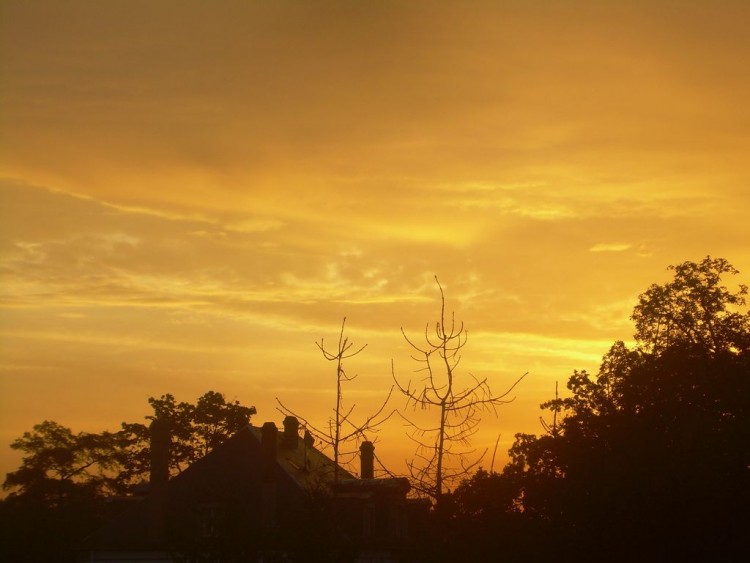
392, 277, 526, 502
277, 318, 395, 482
117, 390, 256, 487
632, 256, 750, 354
504, 257, 750, 560
1, 390, 256, 562
3, 421, 127, 502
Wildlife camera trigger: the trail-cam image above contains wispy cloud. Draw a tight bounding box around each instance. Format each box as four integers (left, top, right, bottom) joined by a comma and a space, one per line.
589, 243, 632, 253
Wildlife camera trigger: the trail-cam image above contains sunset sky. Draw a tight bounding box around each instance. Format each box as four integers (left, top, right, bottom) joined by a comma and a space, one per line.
2, 1, 749, 483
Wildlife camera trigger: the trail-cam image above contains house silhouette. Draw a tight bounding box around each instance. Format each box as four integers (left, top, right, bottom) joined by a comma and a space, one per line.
81, 416, 419, 562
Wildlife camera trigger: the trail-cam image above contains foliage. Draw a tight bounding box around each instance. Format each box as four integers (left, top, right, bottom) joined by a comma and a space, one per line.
632, 256, 750, 353
3, 420, 127, 502
1, 390, 255, 562
117, 390, 256, 486
502, 257, 750, 560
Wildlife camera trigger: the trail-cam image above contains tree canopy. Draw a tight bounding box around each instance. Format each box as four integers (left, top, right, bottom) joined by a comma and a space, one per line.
117, 390, 256, 487
3, 421, 127, 504
442, 257, 750, 561
632, 256, 749, 354
3, 391, 256, 499
1, 391, 255, 562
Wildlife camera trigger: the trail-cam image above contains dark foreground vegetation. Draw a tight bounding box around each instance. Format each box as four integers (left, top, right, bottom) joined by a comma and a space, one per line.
1, 392, 256, 562
2, 257, 748, 562
427, 257, 750, 562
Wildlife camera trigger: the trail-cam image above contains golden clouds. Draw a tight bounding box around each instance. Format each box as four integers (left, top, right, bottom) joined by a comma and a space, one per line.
2, 1, 747, 215
590, 243, 632, 253
2, 1, 750, 478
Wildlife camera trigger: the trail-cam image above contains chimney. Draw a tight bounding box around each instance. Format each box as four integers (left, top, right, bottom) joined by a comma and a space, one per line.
261, 422, 278, 480
260, 422, 278, 529
149, 417, 170, 542
360, 441, 375, 479
303, 429, 314, 469
149, 417, 170, 489
282, 416, 299, 449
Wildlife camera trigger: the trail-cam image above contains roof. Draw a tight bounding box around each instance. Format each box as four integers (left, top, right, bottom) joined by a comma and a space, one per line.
246, 424, 355, 490
82, 422, 355, 552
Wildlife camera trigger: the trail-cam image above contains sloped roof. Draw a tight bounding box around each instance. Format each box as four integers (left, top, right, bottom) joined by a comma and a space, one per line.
82, 421, 354, 552
247, 424, 355, 490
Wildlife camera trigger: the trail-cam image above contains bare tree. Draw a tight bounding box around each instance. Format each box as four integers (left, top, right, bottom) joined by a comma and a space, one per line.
278, 317, 395, 483
393, 276, 526, 502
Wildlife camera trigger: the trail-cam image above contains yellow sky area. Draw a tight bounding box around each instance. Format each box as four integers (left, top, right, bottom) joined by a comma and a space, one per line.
2, 1, 750, 484
3, 2, 749, 209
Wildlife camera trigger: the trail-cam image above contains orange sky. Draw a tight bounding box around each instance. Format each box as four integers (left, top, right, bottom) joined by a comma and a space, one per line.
1, 1, 749, 484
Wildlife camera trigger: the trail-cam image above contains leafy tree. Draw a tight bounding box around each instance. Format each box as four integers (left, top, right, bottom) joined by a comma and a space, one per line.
117, 390, 256, 486
3, 420, 127, 502
504, 257, 750, 560
1, 391, 255, 562
2, 422, 128, 561
633, 256, 750, 354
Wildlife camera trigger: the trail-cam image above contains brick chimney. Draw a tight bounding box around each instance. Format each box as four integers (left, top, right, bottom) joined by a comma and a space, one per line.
282, 416, 299, 449
260, 422, 278, 529
261, 422, 278, 480
149, 417, 170, 542
149, 417, 170, 488
360, 441, 375, 479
